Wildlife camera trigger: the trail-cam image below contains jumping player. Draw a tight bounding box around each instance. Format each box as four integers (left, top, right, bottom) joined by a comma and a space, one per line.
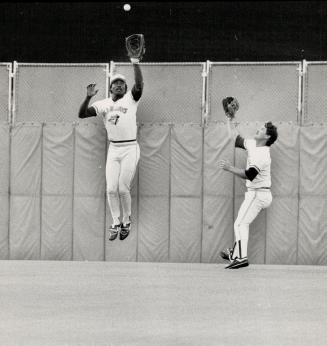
218, 98, 278, 269
78, 59, 143, 241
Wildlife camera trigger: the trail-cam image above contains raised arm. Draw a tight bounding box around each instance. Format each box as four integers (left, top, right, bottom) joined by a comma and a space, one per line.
226, 117, 239, 141
226, 118, 246, 149
78, 83, 98, 118
222, 97, 246, 149
131, 62, 144, 102
125, 34, 145, 102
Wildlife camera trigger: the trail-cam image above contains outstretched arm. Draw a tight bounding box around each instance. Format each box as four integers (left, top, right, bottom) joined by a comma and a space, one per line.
222, 97, 245, 148
226, 117, 239, 141
131, 62, 144, 101
226, 118, 246, 149
78, 84, 98, 118
126, 34, 145, 101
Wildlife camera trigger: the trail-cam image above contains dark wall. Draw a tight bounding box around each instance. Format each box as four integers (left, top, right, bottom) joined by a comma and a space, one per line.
0, 1, 326, 63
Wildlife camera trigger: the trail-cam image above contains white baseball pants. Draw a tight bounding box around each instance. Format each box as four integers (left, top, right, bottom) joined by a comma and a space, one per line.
106, 142, 140, 225
233, 189, 272, 259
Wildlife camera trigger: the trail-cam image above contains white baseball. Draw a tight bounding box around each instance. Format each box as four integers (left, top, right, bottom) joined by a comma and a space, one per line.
123, 4, 131, 11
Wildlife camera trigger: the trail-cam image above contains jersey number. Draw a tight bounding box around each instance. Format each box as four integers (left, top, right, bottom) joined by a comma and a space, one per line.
108, 114, 120, 125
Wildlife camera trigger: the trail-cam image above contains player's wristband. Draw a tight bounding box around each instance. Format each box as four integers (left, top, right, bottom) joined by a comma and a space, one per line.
130, 58, 140, 64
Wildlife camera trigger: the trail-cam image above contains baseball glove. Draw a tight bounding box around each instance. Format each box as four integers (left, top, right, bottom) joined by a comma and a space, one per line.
222, 97, 239, 119
125, 34, 145, 62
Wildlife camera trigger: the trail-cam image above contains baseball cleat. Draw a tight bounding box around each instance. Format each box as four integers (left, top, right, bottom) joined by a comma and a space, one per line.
108, 224, 120, 241
225, 257, 249, 269
220, 248, 234, 262
120, 222, 131, 240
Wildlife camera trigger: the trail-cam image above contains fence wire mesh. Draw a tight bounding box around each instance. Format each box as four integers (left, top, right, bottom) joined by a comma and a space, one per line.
208, 63, 300, 124
13, 64, 108, 123
303, 62, 327, 125
111, 63, 204, 124
0, 64, 11, 123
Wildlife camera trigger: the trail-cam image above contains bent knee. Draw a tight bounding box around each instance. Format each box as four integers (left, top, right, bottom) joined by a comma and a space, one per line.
107, 185, 118, 195
118, 186, 130, 195
234, 220, 250, 229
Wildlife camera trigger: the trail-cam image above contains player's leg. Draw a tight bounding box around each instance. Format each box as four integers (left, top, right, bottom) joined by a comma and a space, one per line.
118, 143, 140, 240
227, 191, 272, 268
232, 191, 257, 259
220, 196, 245, 263
235, 191, 272, 259
220, 194, 254, 263
106, 146, 122, 240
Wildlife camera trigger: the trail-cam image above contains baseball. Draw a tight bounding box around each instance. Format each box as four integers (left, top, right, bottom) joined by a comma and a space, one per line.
123, 4, 131, 11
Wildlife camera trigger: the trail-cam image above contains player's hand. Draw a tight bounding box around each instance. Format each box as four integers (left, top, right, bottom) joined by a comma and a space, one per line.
86, 83, 98, 97
222, 97, 239, 120
218, 159, 231, 171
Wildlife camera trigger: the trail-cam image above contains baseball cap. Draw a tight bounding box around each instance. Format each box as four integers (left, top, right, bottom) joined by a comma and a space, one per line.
110, 74, 126, 86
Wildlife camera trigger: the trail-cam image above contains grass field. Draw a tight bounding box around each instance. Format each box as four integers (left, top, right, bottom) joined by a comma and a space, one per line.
0, 261, 326, 345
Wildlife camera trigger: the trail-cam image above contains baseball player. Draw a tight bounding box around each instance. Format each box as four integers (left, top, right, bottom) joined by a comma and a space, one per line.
218, 97, 278, 269
78, 59, 143, 241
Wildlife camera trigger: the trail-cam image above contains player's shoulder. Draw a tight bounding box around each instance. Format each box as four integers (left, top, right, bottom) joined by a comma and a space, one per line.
127, 89, 137, 100
90, 97, 112, 114
92, 97, 111, 105
125, 90, 133, 98
123, 89, 140, 103
244, 138, 256, 150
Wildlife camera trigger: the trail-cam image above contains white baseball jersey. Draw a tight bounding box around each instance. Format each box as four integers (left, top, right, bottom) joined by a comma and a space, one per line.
244, 139, 271, 189
91, 90, 139, 142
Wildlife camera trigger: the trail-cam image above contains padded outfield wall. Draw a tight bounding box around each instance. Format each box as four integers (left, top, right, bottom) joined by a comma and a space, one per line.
0, 61, 326, 265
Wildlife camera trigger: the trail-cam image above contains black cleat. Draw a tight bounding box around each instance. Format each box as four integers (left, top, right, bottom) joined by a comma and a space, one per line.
108, 224, 120, 241
220, 248, 234, 262
225, 257, 249, 269
120, 222, 131, 240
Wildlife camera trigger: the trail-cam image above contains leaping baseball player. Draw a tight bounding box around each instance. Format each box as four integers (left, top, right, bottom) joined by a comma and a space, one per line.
218, 97, 278, 269
78, 35, 145, 242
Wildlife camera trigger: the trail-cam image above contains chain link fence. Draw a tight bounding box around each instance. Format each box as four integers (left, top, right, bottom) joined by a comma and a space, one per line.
111, 62, 205, 124
207, 62, 301, 124
0, 63, 11, 123
13, 63, 108, 124
303, 61, 327, 125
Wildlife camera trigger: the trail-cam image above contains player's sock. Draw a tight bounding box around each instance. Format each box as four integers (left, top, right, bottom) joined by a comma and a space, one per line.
238, 224, 249, 258
107, 192, 121, 226
122, 215, 131, 225
232, 240, 240, 259
120, 192, 131, 224
231, 241, 237, 259
240, 238, 248, 258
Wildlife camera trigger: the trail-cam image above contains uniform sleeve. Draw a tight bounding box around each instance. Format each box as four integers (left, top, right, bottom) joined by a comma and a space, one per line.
90, 99, 105, 117
245, 167, 259, 181
244, 138, 256, 151
235, 135, 246, 149
128, 90, 140, 105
